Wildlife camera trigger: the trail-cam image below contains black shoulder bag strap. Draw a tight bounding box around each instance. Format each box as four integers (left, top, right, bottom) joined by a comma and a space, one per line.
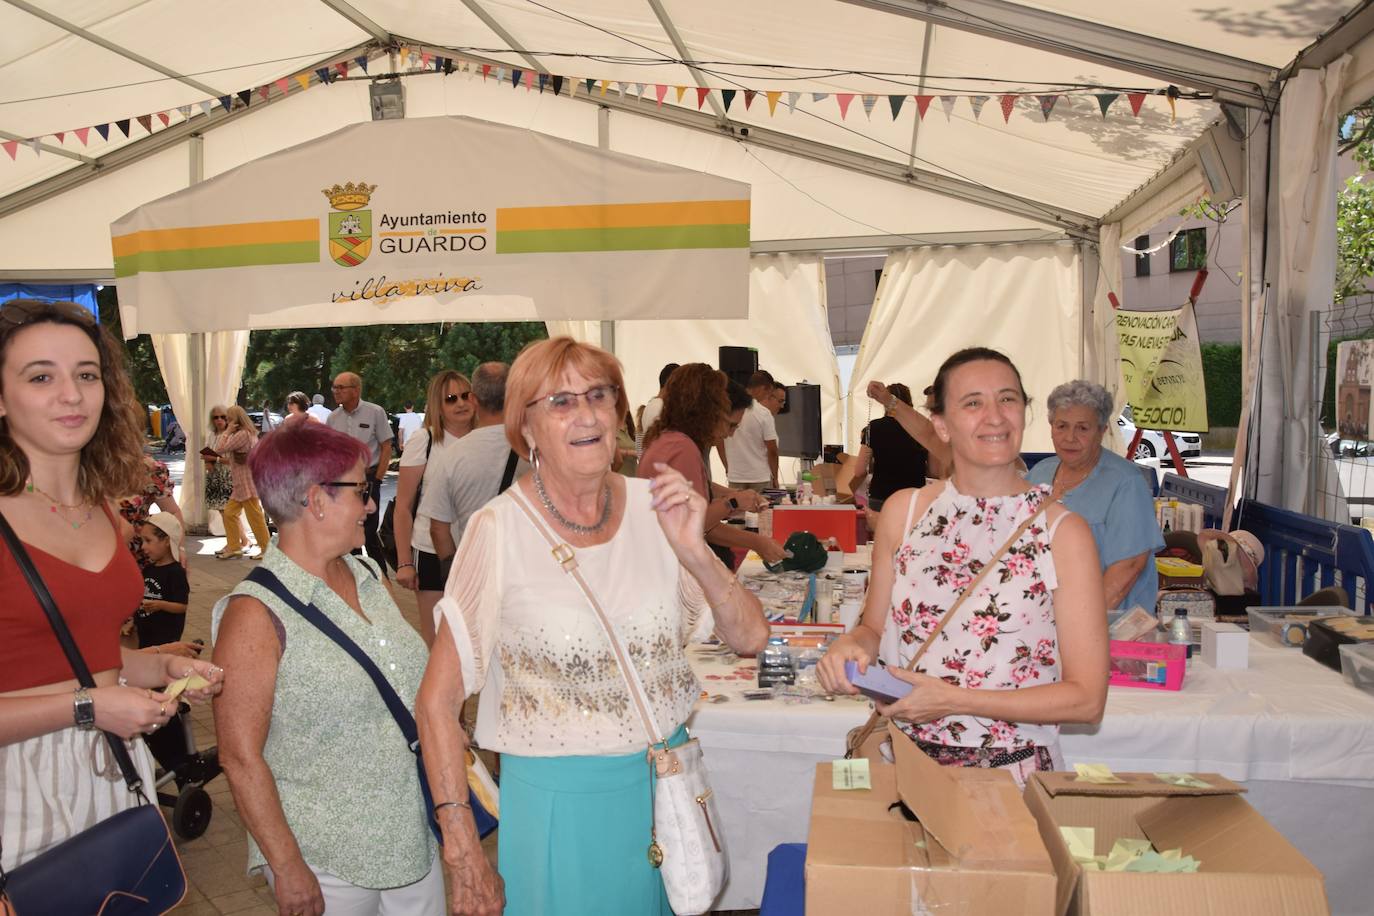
498, 449, 519, 494
245, 563, 456, 842
0, 511, 146, 797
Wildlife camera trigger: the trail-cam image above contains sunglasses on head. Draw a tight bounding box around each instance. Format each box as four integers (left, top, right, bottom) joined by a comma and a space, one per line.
445, 391, 472, 404
0, 299, 98, 330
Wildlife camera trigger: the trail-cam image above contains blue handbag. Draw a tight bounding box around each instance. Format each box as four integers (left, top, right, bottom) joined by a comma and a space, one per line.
245, 564, 497, 840
0, 513, 187, 915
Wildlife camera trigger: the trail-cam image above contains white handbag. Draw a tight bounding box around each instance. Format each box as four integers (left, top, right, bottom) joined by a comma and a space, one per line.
511, 490, 727, 915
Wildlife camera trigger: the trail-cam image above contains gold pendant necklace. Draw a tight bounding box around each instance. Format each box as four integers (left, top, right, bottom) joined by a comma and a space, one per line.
26, 480, 94, 530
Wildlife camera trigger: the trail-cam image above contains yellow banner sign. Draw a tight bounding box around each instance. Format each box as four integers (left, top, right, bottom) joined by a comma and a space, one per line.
1116, 303, 1209, 433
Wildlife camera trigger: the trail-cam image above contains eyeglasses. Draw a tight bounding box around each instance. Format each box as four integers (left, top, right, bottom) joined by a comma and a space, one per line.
211, 415, 227, 420
0, 298, 97, 330
320, 480, 370, 502
444, 391, 472, 404
526, 384, 619, 415
331, 383, 357, 391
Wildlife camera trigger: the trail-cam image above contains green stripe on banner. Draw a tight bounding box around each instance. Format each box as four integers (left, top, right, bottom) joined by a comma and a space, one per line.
114, 241, 320, 277
496, 224, 749, 254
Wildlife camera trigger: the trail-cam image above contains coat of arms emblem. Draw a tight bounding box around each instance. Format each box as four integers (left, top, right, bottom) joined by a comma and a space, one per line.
323, 181, 376, 267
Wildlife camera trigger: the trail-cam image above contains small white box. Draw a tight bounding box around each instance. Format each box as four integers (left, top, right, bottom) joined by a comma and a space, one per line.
1202, 621, 1249, 669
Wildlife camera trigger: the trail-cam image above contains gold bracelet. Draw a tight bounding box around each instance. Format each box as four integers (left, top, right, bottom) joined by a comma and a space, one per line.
709, 575, 741, 613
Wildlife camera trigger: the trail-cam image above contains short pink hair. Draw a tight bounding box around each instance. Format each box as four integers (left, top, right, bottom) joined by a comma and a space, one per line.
505, 337, 629, 459
249, 419, 369, 522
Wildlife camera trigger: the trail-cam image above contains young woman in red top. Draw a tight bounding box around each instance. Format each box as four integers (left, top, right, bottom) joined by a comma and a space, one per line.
0, 299, 223, 872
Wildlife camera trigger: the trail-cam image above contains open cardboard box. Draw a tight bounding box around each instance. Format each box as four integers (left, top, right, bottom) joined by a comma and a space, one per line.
806, 723, 1056, 914
1022, 771, 1328, 916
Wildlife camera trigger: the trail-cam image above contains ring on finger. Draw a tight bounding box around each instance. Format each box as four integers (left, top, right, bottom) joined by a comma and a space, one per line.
159, 703, 166, 717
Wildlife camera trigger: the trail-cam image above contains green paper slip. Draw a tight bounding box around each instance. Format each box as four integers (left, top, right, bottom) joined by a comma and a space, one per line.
1059, 826, 1096, 864
832, 758, 871, 790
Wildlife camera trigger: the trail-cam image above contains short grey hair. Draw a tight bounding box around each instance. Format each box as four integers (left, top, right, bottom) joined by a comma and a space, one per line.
1046, 379, 1114, 429
471, 361, 509, 413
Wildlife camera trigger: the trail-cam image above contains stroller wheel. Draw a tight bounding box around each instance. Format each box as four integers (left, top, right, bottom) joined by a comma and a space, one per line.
172, 786, 213, 840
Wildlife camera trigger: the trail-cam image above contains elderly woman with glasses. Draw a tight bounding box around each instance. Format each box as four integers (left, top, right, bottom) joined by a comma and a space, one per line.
212, 420, 442, 916
415, 337, 769, 916
1025, 379, 1164, 612
392, 369, 475, 645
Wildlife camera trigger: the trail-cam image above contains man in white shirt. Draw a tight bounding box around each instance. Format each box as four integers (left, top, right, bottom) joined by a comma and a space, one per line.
724, 369, 779, 493
636, 362, 678, 456
396, 400, 424, 448
327, 371, 393, 572
306, 394, 332, 423
421, 362, 529, 566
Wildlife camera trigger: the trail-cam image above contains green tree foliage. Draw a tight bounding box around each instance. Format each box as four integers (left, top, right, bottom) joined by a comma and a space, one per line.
1336, 139, 1374, 301
1201, 343, 1243, 427
97, 285, 168, 407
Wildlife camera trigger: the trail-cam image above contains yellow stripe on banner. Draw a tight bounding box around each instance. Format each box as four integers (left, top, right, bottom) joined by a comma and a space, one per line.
111, 219, 319, 258
496, 199, 749, 233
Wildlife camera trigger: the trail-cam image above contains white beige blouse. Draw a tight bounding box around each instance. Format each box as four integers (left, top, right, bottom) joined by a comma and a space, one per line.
436, 478, 711, 756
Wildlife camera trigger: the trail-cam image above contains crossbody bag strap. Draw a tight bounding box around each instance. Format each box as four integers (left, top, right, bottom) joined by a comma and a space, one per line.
498, 450, 520, 494
0, 511, 146, 795
845, 497, 1049, 758
508, 488, 666, 747
243, 565, 443, 841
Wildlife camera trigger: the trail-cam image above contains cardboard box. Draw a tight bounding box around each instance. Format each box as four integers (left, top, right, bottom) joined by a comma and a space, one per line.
806, 724, 1057, 914
1201, 620, 1249, 669
1023, 771, 1328, 916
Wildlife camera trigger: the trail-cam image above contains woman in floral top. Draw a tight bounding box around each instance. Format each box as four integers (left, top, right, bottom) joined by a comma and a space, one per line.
819, 348, 1108, 784
118, 453, 185, 564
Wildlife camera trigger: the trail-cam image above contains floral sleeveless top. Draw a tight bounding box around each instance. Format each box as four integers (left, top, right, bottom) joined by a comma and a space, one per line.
879, 480, 1065, 750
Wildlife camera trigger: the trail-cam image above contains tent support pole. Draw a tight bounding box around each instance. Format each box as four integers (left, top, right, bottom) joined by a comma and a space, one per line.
184, 136, 208, 528
598, 106, 615, 355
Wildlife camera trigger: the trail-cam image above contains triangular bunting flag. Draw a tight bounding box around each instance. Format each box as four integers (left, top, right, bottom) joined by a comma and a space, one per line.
787, 91, 800, 112
218, 96, 233, 113
74, 127, 90, 145
136, 114, 152, 133
54, 131, 65, 144
675, 86, 686, 103
200, 100, 215, 117
655, 84, 668, 106
598, 79, 608, 96
696, 87, 710, 109
939, 95, 957, 120
1, 140, 17, 161
999, 94, 1018, 122
552, 75, 564, 96
914, 95, 933, 119
586, 78, 597, 95
496, 67, 507, 84
355, 56, 368, 73
836, 93, 854, 119
721, 89, 736, 110
538, 73, 548, 93
237, 90, 252, 108
767, 90, 781, 115
635, 83, 646, 100
335, 61, 348, 79
1037, 95, 1058, 121
421, 52, 432, 68
157, 112, 170, 127
969, 95, 989, 119
482, 64, 492, 81
178, 105, 192, 119
27, 138, 41, 155
860, 94, 877, 118
524, 70, 535, 90
1127, 92, 1146, 116
1166, 93, 1176, 122
315, 68, 331, 85
274, 78, 289, 97
744, 89, 756, 110
95, 123, 110, 141
571, 77, 580, 97
115, 119, 131, 137
888, 94, 905, 119
812, 92, 829, 103
1095, 93, 1118, 118
257, 85, 270, 102
512, 68, 522, 87
294, 73, 310, 92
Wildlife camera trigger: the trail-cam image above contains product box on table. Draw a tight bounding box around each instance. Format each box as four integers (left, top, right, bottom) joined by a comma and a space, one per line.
1108, 640, 1186, 690
1022, 771, 1328, 916
1302, 614, 1374, 671
771, 505, 859, 553
805, 723, 1056, 915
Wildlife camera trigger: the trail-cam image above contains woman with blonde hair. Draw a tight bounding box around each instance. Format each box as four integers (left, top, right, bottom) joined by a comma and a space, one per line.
393, 369, 475, 645
212, 404, 271, 559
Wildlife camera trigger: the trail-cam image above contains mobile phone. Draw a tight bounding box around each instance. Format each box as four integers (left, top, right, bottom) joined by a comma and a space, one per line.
845, 660, 913, 704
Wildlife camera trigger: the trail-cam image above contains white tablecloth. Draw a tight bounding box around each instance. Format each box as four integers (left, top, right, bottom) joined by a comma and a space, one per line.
687, 639, 1374, 914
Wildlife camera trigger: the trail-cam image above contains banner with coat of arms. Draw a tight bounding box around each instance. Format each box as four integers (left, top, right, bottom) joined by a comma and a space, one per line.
110, 116, 751, 336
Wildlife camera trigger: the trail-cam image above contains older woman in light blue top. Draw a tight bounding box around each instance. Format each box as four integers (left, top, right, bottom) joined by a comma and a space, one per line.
212, 419, 441, 916
1027, 380, 1164, 612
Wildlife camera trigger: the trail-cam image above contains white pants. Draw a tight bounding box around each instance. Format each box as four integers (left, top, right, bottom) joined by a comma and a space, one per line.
264, 860, 444, 916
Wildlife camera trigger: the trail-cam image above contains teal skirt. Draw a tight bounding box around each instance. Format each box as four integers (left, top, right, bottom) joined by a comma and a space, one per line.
498, 725, 688, 916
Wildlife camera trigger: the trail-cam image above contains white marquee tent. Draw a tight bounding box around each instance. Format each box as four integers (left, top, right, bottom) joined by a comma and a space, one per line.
3, 0, 1374, 524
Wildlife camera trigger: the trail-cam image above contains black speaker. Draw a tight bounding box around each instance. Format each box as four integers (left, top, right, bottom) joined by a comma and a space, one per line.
776, 383, 821, 459
719, 346, 758, 387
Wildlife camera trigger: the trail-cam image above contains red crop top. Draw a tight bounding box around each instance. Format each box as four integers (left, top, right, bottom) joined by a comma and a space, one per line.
0, 506, 142, 692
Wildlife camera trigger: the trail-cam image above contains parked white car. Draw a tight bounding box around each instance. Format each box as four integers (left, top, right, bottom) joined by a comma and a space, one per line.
1116, 406, 1202, 460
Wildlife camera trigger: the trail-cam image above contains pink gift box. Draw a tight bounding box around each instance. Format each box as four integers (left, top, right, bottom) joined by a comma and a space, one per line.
1108, 639, 1187, 691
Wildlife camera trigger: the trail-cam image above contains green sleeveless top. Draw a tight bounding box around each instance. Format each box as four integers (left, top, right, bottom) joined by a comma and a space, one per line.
212, 546, 434, 887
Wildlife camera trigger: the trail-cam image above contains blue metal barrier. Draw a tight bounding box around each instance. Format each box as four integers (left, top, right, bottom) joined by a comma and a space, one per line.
1236, 500, 1374, 615
1159, 474, 1228, 530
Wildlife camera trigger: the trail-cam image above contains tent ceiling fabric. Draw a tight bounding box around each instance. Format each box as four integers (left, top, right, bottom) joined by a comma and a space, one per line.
4, 0, 1364, 270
